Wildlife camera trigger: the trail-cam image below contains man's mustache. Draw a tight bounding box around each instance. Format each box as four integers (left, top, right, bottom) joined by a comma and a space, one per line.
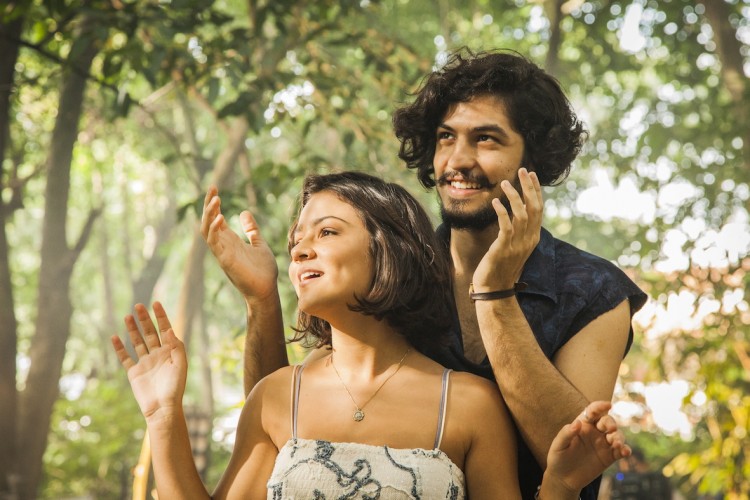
436, 171, 497, 189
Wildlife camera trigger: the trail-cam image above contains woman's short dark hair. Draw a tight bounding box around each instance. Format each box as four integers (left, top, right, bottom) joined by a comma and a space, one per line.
288, 171, 454, 353
392, 48, 587, 188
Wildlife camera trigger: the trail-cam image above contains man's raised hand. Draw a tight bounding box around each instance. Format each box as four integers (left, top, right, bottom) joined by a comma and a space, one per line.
472, 167, 543, 292
200, 186, 279, 303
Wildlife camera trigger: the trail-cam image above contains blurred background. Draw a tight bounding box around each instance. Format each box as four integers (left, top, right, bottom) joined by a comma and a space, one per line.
0, 0, 748, 498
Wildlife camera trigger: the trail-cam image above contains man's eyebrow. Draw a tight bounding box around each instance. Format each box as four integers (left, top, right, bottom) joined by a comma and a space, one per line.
438, 123, 511, 140
473, 124, 510, 139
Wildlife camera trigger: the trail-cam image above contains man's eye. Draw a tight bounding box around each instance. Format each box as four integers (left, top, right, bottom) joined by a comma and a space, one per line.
437, 131, 452, 140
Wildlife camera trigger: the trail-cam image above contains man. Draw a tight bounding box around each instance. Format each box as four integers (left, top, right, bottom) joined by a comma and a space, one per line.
201, 49, 647, 500
389, 49, 647, 499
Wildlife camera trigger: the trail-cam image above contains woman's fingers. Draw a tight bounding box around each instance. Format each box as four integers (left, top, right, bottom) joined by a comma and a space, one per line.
578, 400, 612, 425
134, 303, 161, 351
111, 335, 135, 370
125, 313, 149, 358
152, 301, 173, 337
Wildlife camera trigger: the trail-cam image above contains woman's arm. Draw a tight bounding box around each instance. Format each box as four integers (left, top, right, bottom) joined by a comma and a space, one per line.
457, 373, 522, 500
211, 375, 281, 499
112, 302, 210, 499
538, 401, 631, 499
114, 303, 282, 499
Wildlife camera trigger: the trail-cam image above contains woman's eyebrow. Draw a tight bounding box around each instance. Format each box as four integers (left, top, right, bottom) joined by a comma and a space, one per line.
293, 215, 350, 234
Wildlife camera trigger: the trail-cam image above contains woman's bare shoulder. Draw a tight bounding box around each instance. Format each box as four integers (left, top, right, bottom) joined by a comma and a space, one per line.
448, 370, 507, 411
247, 365, 297, 402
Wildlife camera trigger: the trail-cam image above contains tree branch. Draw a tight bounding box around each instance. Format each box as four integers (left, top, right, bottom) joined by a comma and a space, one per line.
70, 207, 102, 260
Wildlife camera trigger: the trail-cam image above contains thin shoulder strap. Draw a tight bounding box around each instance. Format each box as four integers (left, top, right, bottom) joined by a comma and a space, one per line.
433, 368, 452, 450
290, 364, 305, 439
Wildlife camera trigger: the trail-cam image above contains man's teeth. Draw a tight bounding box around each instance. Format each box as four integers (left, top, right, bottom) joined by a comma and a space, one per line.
450, 180, 481, 189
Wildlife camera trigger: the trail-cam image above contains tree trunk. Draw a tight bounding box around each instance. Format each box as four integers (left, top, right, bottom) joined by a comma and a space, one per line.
131, 191, 177, 308
0, 8, 25, 497
544, 0, 564, 75
14, 20, 102, 500
703, 0, 749, 172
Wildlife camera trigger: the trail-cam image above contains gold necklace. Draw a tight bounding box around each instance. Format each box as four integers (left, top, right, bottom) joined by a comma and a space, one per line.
330, 348, 411, 422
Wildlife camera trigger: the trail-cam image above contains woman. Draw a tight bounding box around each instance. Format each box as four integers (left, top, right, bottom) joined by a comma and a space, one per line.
112, 171, 630, 499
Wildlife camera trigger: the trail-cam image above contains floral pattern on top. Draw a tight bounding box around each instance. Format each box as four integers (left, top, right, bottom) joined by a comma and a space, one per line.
267, 438, 465, 500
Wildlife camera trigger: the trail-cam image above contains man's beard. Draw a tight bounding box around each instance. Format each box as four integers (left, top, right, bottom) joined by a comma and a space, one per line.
440, 197, 509, 231
437, 170, 519, 231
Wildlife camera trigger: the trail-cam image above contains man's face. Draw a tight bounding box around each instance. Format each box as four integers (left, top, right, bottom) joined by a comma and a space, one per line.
433, 95, 526, 231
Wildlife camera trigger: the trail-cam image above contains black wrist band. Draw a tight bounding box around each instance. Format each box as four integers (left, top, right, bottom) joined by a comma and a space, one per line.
469, 282, 528, 301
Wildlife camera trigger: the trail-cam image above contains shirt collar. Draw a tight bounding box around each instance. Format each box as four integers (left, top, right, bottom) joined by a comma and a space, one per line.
435, 224, 557, 303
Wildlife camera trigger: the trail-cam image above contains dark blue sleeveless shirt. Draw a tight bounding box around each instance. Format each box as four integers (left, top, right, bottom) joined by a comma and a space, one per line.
430, 225, 648, 500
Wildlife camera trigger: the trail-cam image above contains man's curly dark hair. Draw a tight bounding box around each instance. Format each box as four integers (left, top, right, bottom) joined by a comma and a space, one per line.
392, 48, 587, 188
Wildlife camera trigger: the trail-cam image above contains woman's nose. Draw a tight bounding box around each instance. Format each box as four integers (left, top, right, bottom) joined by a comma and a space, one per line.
291, 240, 314, 261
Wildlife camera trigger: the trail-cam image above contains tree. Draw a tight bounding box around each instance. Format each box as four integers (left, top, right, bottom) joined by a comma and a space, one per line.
0, 2, 26, 495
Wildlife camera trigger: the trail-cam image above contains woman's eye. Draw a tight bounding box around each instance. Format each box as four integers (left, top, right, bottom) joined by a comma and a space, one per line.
320, 229, 335, 237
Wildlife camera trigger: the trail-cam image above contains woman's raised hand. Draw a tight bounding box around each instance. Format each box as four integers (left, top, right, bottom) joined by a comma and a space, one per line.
111, 302, 187, 423
542, 401, 631, 498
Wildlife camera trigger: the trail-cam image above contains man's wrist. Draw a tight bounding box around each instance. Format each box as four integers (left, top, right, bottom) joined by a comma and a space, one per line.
469, 282, 527, 301
244, 287, 281, 310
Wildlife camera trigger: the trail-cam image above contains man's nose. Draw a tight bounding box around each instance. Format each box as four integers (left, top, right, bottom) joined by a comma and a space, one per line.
446, 138, 477, 170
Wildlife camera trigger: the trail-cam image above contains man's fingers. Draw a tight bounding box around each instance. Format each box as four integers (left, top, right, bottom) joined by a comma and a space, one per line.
206, 213, 227, 247
203, 185, 218, 210
240, 211, 263, 245
502, 179, 527, 226
490, 198, 513, 245
519, 167, 543, 209
201, 194, 221, 239
520, 168, 543, 226
530, 170, 543, 207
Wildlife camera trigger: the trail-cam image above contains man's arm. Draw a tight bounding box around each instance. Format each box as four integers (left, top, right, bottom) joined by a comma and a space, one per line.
471, 169, 630, 467
201, 186, 288, 395
241, 292, 287, 395
476, 297, 631, 468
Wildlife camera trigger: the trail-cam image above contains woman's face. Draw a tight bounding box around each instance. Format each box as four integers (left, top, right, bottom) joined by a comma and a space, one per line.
288, 191, 373, 319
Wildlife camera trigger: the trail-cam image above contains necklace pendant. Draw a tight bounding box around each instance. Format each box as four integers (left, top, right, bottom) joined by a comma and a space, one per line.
353, 409, 365, 422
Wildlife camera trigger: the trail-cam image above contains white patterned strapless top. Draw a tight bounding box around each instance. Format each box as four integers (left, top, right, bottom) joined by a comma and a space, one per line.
267, 438, 465, 499
266, 365, 465, 499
